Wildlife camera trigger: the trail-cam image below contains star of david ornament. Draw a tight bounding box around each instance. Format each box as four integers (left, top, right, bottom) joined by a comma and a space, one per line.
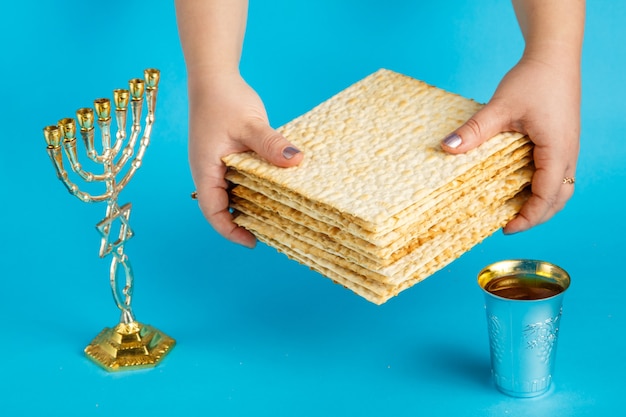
96, 202, 134, 258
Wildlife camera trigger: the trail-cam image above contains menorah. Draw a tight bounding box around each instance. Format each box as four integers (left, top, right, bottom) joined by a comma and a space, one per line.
42, 69, 175, 371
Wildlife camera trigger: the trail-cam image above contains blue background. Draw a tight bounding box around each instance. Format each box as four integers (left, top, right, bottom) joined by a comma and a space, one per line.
1, 1, 624, 416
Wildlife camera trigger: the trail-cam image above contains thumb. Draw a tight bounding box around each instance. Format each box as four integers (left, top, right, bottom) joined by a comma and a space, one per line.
440, 103, 509, 154
241, 121, 304, 168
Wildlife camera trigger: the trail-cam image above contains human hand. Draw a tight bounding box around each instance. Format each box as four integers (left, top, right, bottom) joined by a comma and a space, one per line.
188, 73, 303, 247
440, 55, 580, 233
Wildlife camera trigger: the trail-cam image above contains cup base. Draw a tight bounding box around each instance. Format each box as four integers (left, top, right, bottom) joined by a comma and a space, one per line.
495, 383, 553, 398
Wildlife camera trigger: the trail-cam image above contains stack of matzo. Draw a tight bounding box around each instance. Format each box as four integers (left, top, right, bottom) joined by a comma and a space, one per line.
224, 69, 533, 304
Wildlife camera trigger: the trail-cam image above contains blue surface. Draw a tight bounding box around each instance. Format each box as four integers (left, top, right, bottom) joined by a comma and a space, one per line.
1, 1, 624, 416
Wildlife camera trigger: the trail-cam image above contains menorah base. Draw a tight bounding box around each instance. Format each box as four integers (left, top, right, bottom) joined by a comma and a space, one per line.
84, 321, 175, 372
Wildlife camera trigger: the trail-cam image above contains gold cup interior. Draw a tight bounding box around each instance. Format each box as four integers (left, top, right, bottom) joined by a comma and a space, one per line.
478, 259, 571, 296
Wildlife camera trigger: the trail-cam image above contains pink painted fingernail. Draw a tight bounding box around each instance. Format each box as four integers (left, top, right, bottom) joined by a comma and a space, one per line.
282, 146, 301, 159
442, 133, 462, 149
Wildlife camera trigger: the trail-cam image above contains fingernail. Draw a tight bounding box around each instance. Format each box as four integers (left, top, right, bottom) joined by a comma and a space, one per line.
282, 146, 301, 159
442, 133, 462, 149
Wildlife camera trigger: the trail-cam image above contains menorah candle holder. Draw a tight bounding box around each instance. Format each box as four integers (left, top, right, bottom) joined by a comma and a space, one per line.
43, 69, 175, 371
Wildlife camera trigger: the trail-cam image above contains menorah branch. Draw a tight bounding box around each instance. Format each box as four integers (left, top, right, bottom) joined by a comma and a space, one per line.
43, 137, 111, 203
111, 89, 130, 158
114, 99, 142, 173
115, 74, 159, 190
58, 118, 111, 183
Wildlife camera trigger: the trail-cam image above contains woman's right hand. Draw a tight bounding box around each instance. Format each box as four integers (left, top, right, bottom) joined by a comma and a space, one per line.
187, 72, 303, 248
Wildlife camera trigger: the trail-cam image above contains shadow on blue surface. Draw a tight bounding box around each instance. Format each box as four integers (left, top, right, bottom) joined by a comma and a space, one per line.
408, 343, 493, 389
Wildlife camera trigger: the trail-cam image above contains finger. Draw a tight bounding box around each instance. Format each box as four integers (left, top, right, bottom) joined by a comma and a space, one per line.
504, 156, 574, 234
239, 121, 304, 167
195, 164, 257, 248
441, 102, 510, 154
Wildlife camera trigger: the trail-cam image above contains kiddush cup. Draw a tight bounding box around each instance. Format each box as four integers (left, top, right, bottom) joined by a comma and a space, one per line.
478, 259, 570, 397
